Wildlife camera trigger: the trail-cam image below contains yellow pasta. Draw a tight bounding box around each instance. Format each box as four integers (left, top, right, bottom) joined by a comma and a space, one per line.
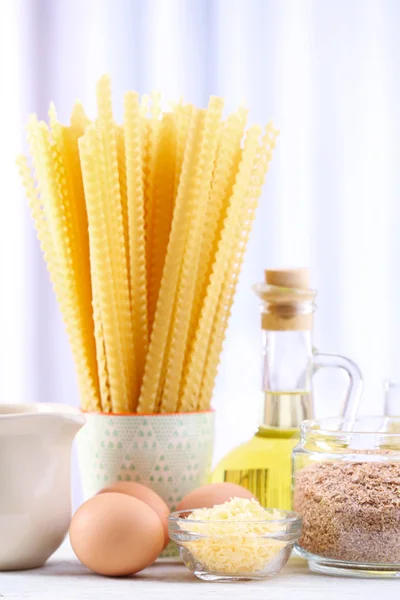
197, 108, 247, 299
92, 282, 111, 413
62, 115, 111, 413
123, 91, 148, 405
172, 102, 193, 203
49, 106, 103, 411
183, 108, 248, 378
18, 75, 278, 415
96, 76, 135, 412
115, 123, 131, 408
179, 125, 261, 412
24, 117, 101, 411
116, 125, 129, 281
70, 100, 90, 133
198, 124, 279, 411
160, 98, 224, 413
137, 106, 197, 413
143, 93, 162, 332
147, 113, 177, 332
79, 127, 131, 412
17, 156, 56, 273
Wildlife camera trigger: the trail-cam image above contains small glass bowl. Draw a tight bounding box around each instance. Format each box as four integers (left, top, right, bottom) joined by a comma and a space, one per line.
168, 508, 302, 581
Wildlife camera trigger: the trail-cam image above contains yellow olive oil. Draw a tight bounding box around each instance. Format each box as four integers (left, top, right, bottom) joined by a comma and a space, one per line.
211, 391, 312, 510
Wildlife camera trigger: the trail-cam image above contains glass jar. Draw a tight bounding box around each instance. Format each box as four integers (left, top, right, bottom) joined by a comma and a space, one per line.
384, 380, 400, 416
293, 417, 400, 578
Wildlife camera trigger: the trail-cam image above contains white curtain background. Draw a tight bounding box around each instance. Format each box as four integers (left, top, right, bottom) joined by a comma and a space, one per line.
1, 0, 400, 506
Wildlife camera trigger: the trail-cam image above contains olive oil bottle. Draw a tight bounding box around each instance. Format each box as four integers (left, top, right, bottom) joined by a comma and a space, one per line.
211, 268, 362, 510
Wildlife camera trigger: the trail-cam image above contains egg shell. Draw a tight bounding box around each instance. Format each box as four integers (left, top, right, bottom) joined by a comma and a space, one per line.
176, 482, 257, 511
70, 493, 164, 576
98, 482, 170, 547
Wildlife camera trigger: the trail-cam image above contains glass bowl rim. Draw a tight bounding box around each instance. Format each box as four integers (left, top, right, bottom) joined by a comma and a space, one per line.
301, 415, 400, 437
168, 508, 302, 527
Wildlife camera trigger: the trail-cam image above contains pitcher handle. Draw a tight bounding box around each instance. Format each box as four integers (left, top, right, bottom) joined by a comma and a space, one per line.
312, 353, 363, 421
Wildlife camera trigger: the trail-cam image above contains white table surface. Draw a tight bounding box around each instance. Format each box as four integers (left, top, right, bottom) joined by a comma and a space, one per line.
0, 540, 398, 599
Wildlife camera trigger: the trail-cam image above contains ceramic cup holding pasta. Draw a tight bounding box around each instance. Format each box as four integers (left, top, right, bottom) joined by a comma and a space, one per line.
18, 74, 277, 557
76, 411, 214, 557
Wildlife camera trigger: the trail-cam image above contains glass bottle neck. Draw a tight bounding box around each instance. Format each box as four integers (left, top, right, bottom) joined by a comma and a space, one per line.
254, 279, 317, 431
261, 329, 314, 429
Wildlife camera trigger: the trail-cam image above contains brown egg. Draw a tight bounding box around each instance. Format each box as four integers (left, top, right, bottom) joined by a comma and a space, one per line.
98, 482, 170, 547
70, 493, 164, 576
176, 482, 257, 511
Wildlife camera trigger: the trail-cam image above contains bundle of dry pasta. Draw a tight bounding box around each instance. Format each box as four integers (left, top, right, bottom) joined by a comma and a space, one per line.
18, 75, 278, 414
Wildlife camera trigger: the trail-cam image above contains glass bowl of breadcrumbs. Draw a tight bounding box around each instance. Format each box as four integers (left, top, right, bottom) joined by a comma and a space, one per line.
293, 416, 400, 578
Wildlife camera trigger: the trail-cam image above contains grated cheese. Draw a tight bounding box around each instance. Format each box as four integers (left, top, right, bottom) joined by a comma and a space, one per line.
180, 497, 285, 575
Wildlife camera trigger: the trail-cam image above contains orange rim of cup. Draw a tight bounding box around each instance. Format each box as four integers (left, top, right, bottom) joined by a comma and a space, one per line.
81, 409, 215, 416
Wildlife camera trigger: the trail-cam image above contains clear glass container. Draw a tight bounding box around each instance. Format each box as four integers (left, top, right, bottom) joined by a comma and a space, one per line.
384, 380, 400, 416
168, 508, 302, 581
293, 416, 400, 578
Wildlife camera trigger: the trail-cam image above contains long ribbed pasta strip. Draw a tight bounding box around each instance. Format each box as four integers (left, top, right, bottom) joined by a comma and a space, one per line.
79, 130, 111, 413
17, 156, 58, 285
49, 105, 103, 412
79, 127, 130, 413
91, 278, 111, 412
196, 109, 247, 302
25, 118, 101, 411
17, 155, 102, 411
137, 106, 197, 413
70, 100, 90, 133
143, 94, 162, 333
172, 103, 193, 203
70, 97, 111, 412
198, 124, 279, 410
116, 125, 130, 283
123, 91, 148, 405
96, 76, 135, 412
183, 108, 247, 380
160, 98, 224, 413
68, 106, 111, 409
147, 113, 177, 332
179, 126, 261, 412
68, 106, 110, 411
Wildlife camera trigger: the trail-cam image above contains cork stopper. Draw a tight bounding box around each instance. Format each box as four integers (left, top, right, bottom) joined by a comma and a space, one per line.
254, 267, 316, 331
265, 268, 310, 289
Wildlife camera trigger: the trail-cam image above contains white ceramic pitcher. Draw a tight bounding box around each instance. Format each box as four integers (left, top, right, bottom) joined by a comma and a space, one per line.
0, 403, 85, 570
